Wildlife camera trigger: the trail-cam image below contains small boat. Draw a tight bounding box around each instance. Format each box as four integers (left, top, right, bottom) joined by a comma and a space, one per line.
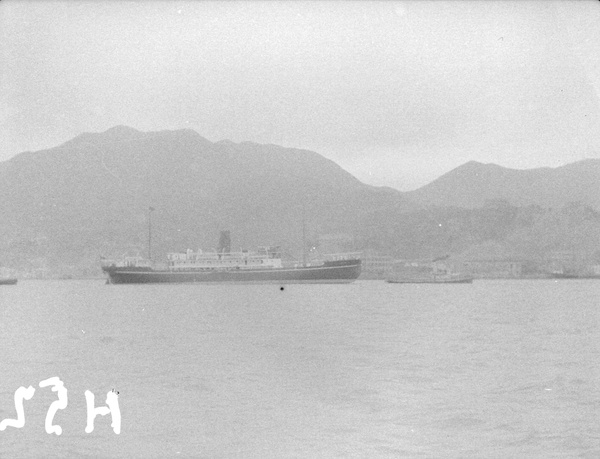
386, 274, 473, 284
549, 269, 579, 279
0, 278, 18, 285
385, 260, 472, 284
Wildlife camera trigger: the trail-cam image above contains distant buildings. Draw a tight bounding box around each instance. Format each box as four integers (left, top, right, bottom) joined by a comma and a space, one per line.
361, 250, 395, 278
300, 233, 600, 280
459, 259, 524, 278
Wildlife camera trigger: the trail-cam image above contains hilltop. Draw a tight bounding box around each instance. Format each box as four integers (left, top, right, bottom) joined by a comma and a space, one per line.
405, 159, 600, 209
0, 126, 599, 276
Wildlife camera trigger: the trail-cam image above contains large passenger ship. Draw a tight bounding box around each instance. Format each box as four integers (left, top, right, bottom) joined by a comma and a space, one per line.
101, 232, 361, 284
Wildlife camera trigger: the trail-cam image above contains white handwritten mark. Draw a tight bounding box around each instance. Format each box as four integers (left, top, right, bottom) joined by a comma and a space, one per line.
0, 386, 35, 431
1, 378, 121, 434
85, 390, 121, 434
39, 377, 68, 435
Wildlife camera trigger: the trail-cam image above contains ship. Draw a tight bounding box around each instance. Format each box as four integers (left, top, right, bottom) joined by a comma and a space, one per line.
386, 273, 473, 284
101, 231, 361, 284
0, 278, 17, 285
0, 267, 17, 285
549, 268, 600, 279
549, 271, 579, 279
385, 260, 473, 284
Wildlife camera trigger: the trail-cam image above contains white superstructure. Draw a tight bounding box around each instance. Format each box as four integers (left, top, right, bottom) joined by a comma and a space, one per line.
167, 246, 283, 270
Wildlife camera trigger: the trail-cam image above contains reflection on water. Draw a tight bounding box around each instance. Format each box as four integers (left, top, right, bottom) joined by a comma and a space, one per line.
0, 280, 599, 457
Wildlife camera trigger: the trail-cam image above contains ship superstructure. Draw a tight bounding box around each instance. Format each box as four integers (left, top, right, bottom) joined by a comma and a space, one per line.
167, 246, 283, 271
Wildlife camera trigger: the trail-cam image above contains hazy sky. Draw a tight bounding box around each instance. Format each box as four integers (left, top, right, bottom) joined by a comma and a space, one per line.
2, 1, 600, 190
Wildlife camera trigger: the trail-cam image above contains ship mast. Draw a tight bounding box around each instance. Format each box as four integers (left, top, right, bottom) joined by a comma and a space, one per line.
302, 204, 307, 267
148, 206, 155, 261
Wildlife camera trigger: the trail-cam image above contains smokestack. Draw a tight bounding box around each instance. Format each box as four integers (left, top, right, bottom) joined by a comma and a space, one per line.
217, 230, 231, 254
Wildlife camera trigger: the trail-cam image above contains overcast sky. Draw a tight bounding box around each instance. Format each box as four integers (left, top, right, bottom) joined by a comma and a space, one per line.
2, 1, 600, 191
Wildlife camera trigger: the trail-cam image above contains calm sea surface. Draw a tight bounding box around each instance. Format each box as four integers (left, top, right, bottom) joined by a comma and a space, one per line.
0, 279, 599, 458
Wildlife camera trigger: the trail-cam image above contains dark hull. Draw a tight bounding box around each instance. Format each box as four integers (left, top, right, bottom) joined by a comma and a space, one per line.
550, 273, 600, 279
0, 278, 18, 285
550, 273, 579, 279
103, 260, 361, 284
386, 276, 473, 284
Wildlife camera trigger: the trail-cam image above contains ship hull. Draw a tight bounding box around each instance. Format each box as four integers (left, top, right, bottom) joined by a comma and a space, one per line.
103, 260, 361, 284
549, 273, 579, 279
0, 278, 18, 285
386, 276, 473, 284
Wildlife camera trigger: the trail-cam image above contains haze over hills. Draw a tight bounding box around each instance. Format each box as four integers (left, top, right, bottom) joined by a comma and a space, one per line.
0, 126, 599, 275
0, 126, 406, 272
405, 159, 600, 210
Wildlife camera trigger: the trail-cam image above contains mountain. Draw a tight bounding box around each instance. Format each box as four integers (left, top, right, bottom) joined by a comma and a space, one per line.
0, 126, 407, 273
406, 159, 600, 210
1, 125, 599, 276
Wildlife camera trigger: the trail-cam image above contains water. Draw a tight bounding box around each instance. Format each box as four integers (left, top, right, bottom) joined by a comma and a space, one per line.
1, 279, 599, 458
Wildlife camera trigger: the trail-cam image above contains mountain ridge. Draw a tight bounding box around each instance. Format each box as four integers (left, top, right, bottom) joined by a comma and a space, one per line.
0, 126, 407, 272
405, 158, 600, 209
0, 126, 599, 275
